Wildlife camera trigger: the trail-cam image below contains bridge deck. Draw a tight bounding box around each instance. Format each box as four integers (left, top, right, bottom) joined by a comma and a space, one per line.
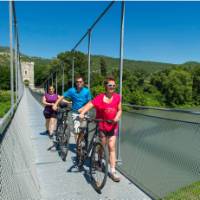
24, 89, 151, 200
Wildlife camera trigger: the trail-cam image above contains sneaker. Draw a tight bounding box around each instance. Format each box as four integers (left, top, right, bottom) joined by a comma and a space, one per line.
40, 130, 49, 136
109, 171, 120, 182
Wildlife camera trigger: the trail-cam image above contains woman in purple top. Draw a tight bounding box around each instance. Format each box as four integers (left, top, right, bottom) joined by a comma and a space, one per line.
42, 86, 60, 138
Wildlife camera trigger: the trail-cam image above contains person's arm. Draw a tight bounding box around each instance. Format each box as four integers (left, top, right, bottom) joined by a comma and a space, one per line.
62, 99, 72, 104
42, 96, 53, 106
52, 96, 64, 110
53, 89, 71, 110
79, 101, 94, 119
113, 102, 122, 122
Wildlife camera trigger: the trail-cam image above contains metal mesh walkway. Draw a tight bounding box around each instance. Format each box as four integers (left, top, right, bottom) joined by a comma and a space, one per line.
1, 88, 151, 200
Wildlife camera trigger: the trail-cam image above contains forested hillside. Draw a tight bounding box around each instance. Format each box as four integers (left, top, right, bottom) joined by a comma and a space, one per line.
1, 46, 200, 108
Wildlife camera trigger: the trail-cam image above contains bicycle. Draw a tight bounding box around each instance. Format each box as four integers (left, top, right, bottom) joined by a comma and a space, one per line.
76, 116, 111, 192
47, 106, 71, 162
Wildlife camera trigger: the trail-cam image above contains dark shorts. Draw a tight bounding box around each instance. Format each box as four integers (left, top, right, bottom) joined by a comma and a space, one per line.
99, 126, 119, 138
43, 109, 57, 119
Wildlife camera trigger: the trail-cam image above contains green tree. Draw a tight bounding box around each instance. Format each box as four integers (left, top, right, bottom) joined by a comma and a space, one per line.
151, 68, 193, 106
100, 57, 107, 76
192, 67, 200, 105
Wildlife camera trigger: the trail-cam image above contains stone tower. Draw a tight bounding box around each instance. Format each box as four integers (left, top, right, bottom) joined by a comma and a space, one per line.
21, 62, 35, 89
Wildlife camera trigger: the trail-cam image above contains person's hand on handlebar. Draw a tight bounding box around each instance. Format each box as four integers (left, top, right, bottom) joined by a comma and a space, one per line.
113, 117, 119, 123
79, 113, 85, 120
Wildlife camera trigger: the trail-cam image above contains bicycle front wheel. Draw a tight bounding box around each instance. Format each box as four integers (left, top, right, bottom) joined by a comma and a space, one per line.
90, 142, 108, 191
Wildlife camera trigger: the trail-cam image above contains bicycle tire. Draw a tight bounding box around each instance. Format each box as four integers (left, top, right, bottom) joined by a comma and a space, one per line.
90, 142, 108, 191
76, 132, 86, 167
56, 123, 64, 150
59, 125, 70, 161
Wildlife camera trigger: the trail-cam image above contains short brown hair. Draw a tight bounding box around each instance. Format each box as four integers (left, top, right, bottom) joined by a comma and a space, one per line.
75, 76, 84, 81
104, 76, 115, 85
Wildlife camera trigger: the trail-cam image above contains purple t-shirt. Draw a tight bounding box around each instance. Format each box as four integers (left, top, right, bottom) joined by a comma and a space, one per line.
44, 93, 58, 111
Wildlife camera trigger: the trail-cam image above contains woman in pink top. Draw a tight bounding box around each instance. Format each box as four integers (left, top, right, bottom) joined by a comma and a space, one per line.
79, 77, 122, 182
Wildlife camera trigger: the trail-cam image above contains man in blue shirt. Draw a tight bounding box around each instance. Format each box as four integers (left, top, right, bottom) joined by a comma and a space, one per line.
53, 76, 91, 137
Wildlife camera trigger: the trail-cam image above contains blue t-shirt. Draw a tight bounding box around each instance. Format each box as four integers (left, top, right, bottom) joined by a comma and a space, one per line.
63, 87, 92, 111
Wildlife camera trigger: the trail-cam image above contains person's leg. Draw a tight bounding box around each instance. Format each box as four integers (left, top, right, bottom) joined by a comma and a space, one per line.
108, 136, 117, 171
108, 135, 120, 182
49, 117, 56, 136
99, 132, 107, 146
72, 113, 80, 143
45, 118, 50, 133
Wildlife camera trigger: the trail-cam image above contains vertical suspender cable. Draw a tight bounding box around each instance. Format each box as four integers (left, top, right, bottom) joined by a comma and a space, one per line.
55, 71, 58, 93
13, 2, 18, 102
62, 63, 64, 94
117, 1, 125, 163
9, 1, 14, 114
47, 79, 49, 90
72, 56, 75, 87
87, 29, 91, 89
14, 19, 18, 102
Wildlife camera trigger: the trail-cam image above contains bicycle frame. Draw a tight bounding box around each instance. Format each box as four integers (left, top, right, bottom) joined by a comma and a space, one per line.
80, 120, 99, 160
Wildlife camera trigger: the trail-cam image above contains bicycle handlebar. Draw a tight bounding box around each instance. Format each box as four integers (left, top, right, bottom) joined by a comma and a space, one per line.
57, 107, 71, 113
76, 115, 114, 124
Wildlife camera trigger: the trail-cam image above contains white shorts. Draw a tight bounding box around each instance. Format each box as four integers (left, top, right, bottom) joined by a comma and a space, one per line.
71, 113, 81, 134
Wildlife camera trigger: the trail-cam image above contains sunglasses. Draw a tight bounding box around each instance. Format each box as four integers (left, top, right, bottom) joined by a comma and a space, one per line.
107, 84, 116, 88
76, 81, 83, 83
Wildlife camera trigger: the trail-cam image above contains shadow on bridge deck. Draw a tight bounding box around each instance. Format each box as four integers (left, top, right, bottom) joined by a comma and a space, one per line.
1, 88, 151, 200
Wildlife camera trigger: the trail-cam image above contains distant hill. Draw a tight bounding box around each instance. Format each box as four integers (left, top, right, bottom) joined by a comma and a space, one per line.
91, 55, 176, 73
1, 45, 200, 77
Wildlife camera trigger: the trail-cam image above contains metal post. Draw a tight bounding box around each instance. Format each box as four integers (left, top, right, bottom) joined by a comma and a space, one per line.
17, 51, 20, 99
87, 29, 91, 89
55, 71, 58, 94
72, 56, 75, 87
14, 22, 18, 102
47, 79, 49, 90
51, 73, 53, 86
46, 81, 48, 92
17, 39, 20, 101
9, 1, 14, 114
117, 1, 125, 163
17, 51, 21, 99
62, 63, 64, 94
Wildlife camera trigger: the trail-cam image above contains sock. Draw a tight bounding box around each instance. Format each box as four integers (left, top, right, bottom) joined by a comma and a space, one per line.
111, 167, 115, 173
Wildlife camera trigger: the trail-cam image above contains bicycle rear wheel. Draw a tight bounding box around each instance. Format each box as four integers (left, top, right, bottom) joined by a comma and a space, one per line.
76, 132, 86, 167
90, 142, 108, 191
59, 125, 70, 161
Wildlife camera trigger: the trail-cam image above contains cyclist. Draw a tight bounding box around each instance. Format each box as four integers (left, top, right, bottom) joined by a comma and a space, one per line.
53, 76, 92, 141
79, 76, 122, 182
42, 86, 60, 139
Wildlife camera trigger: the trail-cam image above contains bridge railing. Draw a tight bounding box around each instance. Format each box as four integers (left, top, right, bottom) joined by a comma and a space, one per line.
117, 104, 200, 199
0, 2, 39, 200
0, 1, 23, 137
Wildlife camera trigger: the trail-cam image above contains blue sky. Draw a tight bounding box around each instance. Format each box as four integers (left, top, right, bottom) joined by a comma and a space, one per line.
1, 1, 200, 64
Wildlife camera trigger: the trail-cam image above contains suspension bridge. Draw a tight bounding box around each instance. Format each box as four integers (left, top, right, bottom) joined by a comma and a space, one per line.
1, 1, 200, 200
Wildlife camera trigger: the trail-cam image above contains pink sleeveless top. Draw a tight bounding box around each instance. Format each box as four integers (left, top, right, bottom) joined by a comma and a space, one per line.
91, 93, 121, 132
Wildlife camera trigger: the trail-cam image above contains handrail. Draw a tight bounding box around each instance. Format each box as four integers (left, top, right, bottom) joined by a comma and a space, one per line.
0, 88, 24, 138
123, 103, 200, 115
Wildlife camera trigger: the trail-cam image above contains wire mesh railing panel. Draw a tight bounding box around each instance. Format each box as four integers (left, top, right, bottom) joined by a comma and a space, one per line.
117, 111, 200, 199
0, 91, 41, 200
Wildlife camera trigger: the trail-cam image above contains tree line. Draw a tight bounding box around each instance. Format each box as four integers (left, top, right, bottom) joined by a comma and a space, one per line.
1, 50, 200, 108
